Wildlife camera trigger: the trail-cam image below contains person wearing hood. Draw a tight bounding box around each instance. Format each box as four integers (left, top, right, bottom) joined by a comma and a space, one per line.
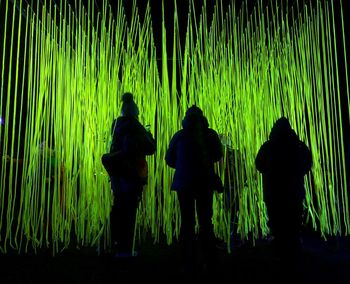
109, 92, 156, 257
165, 105, 223, 274
255, 117, 312, 258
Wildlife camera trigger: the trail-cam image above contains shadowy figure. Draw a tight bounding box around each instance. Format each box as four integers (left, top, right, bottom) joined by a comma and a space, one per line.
108, 92, 156, 257
255, 117, 312, 260
218, 136, 247, 250
165, 105, 223, 275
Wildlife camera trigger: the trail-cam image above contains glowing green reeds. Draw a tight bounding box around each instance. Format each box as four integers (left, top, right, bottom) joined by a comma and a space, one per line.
0, 0, 349, 254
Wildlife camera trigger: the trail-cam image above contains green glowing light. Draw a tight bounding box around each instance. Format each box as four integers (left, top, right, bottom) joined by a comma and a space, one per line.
0, 0, 349, 254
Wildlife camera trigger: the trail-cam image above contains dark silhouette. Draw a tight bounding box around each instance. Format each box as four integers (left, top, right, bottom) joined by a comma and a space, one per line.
165, 105, 223, 274
255, 117, 312, 259
108, 92, 156, 257
218, 140, 247, 249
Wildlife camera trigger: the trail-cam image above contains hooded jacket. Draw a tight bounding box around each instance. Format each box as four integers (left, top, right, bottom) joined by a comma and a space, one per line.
255, 118, 312, 205
110, 115, 156, 193
165, 109, 223, 193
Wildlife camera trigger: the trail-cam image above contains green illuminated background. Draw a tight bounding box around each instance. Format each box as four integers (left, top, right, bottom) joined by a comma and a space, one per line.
0, 0, 349, 254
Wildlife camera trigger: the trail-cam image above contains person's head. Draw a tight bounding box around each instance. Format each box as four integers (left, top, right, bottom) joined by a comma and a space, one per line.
185, 105, 203, 117
182, 105, 209, 130
269, 116, 296, 141
121, 92, 139, 118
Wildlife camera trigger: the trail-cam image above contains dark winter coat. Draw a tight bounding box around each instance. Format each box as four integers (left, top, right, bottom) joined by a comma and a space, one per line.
110, 116, 156, 194
255, 123, 312, 210
165, 113, 223, 193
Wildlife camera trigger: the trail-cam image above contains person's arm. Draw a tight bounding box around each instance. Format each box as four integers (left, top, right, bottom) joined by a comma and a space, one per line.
255, 142, 268, 173
165, 133, 179, 168
109, 119, 119, 152
111, 119, 117, 135
142, 130, 156, 155
209, 129, 223, 163
134, 121, 156, 155
300, 142, 312, 175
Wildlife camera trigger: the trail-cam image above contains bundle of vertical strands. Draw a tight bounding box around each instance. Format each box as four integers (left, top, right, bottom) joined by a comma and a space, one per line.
0, 0, 348, 254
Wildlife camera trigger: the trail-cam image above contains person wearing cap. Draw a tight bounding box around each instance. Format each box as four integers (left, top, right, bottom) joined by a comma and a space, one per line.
109, 92, 156, 257
165, 105, 223, 274
255, 117, 312, 259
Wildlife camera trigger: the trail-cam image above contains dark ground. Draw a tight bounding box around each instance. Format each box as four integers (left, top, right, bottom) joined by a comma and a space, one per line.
1, 232, 350, 284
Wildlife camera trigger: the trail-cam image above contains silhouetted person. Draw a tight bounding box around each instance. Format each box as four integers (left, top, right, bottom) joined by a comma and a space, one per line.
255, 117, 312, 259
109, 92, 156, 257
165, 105, 223, 274
218, 138, 247, 249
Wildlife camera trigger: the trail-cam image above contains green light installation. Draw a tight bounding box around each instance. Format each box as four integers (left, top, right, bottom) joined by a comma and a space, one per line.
0, 0, 349, 254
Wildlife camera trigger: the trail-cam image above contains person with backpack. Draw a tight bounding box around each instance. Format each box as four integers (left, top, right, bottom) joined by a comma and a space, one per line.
107, 92, 156, 257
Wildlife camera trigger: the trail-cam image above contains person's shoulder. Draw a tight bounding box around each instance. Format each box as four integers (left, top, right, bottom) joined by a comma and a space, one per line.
207, 128, 220, 137
258, 140, 271, 151
170, 129, 184, 141
174, 129, 184, 137
115, 116, 125, 125
117, 115, 131, 122
117, 116, 137, 127
112, 116, 129, 134
296, 139, 311, 152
